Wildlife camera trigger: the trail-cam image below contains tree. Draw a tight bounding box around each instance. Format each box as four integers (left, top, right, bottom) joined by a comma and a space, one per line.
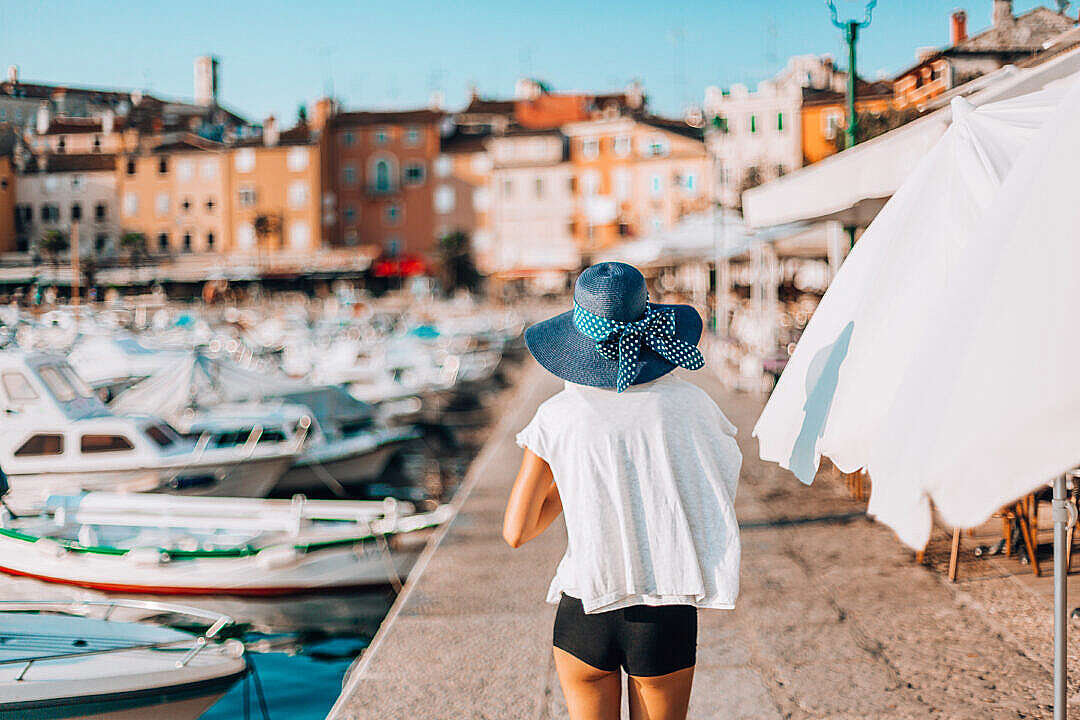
831, 107, 921, 154
735, 166, 763, 212
254, 213, 282, 252
436, 229, 482, 295
39, 229, 69, 268
120, 232, 147, 267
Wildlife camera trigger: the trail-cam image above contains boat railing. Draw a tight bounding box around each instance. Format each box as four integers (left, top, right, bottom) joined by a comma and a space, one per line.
0, 599, 240, 678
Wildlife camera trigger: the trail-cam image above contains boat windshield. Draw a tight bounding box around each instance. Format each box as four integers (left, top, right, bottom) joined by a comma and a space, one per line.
1, 371, 38, 403
37, 365, 76, 402
59, 365, 94, 398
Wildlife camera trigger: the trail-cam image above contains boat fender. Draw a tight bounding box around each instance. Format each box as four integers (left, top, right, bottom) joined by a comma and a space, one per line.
255, 545, 299, 569
39, 538, 68, 558
125, 548, 167, 566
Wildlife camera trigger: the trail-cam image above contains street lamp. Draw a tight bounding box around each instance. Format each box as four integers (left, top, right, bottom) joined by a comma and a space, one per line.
827, 0, 877, 150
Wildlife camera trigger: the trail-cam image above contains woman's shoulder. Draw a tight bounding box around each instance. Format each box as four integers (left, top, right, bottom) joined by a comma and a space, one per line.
655, 376, 738, 436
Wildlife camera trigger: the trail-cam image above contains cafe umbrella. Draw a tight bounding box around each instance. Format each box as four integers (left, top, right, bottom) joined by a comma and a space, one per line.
753, 75, 1080, 718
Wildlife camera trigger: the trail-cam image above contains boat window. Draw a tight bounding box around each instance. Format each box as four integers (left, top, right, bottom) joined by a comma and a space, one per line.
80, 434, 135, 454
1, 371, 38, 402
258, 429, 287, 444
144, 424, 175, 448
59, 365, 93, 398
14, 433, 64, 456
37, 366, 76, 402
213, 430, 245, 448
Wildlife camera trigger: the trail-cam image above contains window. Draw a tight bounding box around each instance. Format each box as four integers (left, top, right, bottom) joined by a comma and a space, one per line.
40, 204, 59, 223
71, 174, 84, 191
681, 172, 698, 195
405, 127, 421, 147
234, 148, 255, 173
122, 193, 138, 217
2, 371, 38, 402
776, 163, 786, 177
95, 234, 108, 253
535, 177, 544, 198
70, 203, 81, 221
59, 366, 92, 398
38, 366, 75, 401
343, 206, 356, 223
236, 223, 255, 249
613, 168, 631, 200
94, 202, 106, 222
44, 177, 59, 193
582, 138, 600, 160
645, 136, 669, 157
157, 233, 169, 251
287, 147, 309, 171
288, 221, 310, 249
206, 232, 215, 250
343, 165, 357, 186
144, 425, 175, 448
288, 181, 309, 208
80, 434, 134, 454
403, 162, 425, 186
568, 176, 577, 193
155, 193, 169, 216
182, 232, 192, 253
384, 204, 402, 226
613, 135, 631, 157
434, 155, 452, 177
92, 135, 101, 152
650, 174, 662, 195
126, 159, 136, 175
749, 115, 757, 134
823, 110, 844, 140
238, 187, 256, 208
712, 115, 729, 134
57, 136, 66, 153
181, 197, 192, 213
372, 158, 394, 192
582, 170, 600, 196
178, 159, 194, 181
373, 129, 388, 145
14, 433, 63, 457
502, 178, 513, 198
776, 112, 785, 133
200, 159, 218, 179
205, 197, 216, 213
342, 131, 355, 147
158, 157, 169, 175
434, 185, 455, 214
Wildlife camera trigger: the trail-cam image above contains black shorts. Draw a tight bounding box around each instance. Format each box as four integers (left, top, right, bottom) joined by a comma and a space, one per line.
552, 594, 697, 677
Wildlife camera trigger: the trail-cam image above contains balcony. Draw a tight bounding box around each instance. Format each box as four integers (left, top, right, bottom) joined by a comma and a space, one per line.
365, 183, 401, 198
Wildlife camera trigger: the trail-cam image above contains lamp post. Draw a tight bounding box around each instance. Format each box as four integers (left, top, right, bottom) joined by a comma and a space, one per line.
827, 0, 877, 150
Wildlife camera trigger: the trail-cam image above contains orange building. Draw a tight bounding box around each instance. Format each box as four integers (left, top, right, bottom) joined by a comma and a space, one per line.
116, 135, 230, 255
0, 150, 14, 253
799, 82, 894, 165
321, 108, 444, 259
227, 119, 323, 255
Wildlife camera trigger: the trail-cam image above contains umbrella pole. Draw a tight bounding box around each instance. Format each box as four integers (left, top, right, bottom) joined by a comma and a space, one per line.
1054, 473, 1070, 720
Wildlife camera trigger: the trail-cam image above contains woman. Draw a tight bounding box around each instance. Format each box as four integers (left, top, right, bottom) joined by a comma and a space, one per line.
503, 262, 742, 720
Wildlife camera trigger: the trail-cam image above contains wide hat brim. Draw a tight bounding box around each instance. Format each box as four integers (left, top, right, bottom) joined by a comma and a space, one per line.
524, 303, 703, 389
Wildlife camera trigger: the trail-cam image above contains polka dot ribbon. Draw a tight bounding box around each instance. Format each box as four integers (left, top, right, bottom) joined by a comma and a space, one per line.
573, 301, 704, 392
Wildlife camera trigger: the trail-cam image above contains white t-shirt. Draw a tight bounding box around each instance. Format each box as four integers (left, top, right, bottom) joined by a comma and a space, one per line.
516, 373, 742, 614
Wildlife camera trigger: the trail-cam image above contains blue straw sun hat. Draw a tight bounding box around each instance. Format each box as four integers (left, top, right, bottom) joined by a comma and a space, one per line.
524, 262, 705, 392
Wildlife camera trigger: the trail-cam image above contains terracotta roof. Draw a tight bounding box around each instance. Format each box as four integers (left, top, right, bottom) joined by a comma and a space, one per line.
639, 115, 705, 141
232, 122, 317, 148
332, 108, 445, 127
0, 80, 133, 104
43, 117, 108, 135
28, 154, 117, 173
461, 97, 515, 115
802, 79, 894, 106
954, 7, 1075, 52
440, 129, 490, 154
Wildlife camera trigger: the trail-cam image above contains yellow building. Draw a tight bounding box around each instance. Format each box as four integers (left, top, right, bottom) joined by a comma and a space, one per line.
227, 119, 322, 255
800, 82, 894, 165
0, 153, 14, 253
115, 136, 230, 255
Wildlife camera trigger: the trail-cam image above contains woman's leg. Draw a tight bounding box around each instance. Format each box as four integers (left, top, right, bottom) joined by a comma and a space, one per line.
626, 666, 695, 720
553, 646, 622, 720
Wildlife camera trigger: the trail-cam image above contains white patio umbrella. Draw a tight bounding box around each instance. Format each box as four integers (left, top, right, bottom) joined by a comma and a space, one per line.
754, 74, 1080, 719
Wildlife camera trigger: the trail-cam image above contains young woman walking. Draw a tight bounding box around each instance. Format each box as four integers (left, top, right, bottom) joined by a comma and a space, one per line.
503, 262, 742, 720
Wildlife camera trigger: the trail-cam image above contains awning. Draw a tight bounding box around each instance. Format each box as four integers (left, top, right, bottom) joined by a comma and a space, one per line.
743, 45, 1080, 229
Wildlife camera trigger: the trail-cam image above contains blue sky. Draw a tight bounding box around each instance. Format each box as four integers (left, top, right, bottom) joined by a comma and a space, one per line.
0, 1, 1065, 123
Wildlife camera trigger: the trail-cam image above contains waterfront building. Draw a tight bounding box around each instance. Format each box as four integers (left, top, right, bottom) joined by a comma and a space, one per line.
893, 1, 1075, 110
0, 128, 15, 253
15, 153, 119, 256
115, 135, 231, 256
228, 119, 323, 254
321, 106, 445, 259
800, 80, 894, 165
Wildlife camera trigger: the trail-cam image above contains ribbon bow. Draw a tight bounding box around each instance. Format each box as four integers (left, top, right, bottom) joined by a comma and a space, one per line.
573, 302, 705, 392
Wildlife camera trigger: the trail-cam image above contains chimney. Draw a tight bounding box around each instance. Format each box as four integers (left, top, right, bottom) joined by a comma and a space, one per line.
194, 55, 219, 106
311, 97, 335, 131
993, 0, 1015, 29
263, 115, 279, 147
428, 90, 445, 110
35, 104, 49, 135
5, 65, 16, 84
951, 10, 968, 44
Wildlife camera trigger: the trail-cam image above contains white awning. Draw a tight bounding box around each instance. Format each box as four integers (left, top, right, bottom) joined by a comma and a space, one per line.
743, 45, 1080, 229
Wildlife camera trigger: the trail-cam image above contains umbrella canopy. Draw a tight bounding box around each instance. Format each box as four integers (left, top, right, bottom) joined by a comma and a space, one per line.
754, 76, 1079, 550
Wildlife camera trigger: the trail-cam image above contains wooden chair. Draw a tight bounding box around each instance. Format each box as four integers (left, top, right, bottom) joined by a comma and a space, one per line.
946, 494, 1041, 582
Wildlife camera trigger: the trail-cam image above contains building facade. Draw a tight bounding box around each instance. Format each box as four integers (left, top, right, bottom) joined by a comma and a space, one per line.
16, 154, 119, 256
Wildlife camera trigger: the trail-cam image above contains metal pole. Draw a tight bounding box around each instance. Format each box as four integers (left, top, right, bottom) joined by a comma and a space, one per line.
1053, 473, 1070, 720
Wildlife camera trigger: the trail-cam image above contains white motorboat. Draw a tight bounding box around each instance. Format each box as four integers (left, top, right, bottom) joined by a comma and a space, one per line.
0, 490, 451, 596
0, 599, 246, 720
0, 351, 299, 513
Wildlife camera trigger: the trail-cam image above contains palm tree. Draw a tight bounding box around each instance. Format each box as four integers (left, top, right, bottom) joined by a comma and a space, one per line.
39, 229, 69, 269
437, 229, 482, 296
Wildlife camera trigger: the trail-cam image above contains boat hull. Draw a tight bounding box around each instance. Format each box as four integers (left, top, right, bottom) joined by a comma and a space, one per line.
274, 443, 402, 497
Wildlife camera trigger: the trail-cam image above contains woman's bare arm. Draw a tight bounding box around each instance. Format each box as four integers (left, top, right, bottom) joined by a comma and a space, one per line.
503, 448, 563, 548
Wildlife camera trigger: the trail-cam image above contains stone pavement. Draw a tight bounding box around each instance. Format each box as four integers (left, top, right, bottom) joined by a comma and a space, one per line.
331, 360, 1066, 719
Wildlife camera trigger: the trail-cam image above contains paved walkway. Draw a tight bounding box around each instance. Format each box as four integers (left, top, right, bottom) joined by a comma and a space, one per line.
331, 361, 1065, 719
